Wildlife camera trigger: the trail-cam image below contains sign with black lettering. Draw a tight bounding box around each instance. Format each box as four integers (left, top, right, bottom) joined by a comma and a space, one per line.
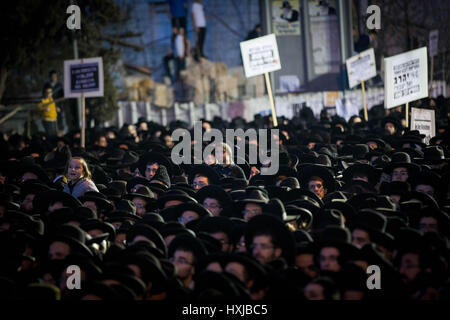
64, 57, 104, 98
384, 47, 428, 109
240, 34, 281, 78
346, 48, 377, 88
410, 107, 435, 144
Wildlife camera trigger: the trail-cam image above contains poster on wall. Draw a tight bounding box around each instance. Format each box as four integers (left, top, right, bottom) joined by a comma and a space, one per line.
272, 0, 301, 36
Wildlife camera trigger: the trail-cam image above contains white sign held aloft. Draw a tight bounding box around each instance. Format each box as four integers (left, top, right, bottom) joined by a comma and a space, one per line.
384, 47, 428, 109
240, 34, 282, 78
64, 57, 104, 98
410, 107, 436, 144
346, 48, 377, 88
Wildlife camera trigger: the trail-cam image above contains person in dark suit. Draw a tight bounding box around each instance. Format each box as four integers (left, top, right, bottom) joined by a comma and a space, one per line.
280, 1, 299, 23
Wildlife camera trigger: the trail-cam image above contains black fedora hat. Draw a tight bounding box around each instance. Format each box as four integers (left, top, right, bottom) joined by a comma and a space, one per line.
324, 199, 357, 222
384, 152, 421, 176
33, 190, 82, 213
172, 202, 212, 222
81, 219, 116, 242
244, 214, 296, 265
315, 226, 360, 260
414, 146, 450, 165
168, 233, 208, 268
400, 191, 440, 211
347, 209, 395, 249
20, 181, 52, 198
170, 184, 197, 198
126, 223, 167, 256
285, 188, 324, 207
47, 224, 93, 258
195, 184, 232, 207
16, 164, 51, 185
122, 186, 157, 207
0, 193, 20, 211
341, 179, 377, 194
156, 189, 197, 209
104, 151, 139, 169
379, 181, 411, 196
236, 188, 269, 206
125, 177, 151, 193
2, 210, 45, 237
381, 116, 402, 131
78, 191, 114, 213
342, 163, 380, 186
188, 164, 221, 186
138, 151, 174, 177
408, 170, 441, 191
297, 164, 336, 193
264, 185, 291, 203
285, 204, 313, 229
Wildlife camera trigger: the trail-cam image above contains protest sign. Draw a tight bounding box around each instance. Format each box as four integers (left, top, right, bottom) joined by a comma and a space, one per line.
346, 48, 377, 89
64, 57, 104, 98
410, 107, 436, 144
64, 57, 104, 148
384, 47, 428, 109
241, 34, 281, 126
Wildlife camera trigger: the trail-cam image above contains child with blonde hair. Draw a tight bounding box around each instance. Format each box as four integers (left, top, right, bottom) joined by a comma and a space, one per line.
63, 157, 98, 198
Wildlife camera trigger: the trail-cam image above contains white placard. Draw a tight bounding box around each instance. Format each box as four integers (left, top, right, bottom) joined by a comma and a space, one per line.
384, 47, 428, 109
346, 48, 377, 88
429, 30, 439, 57
240, 34, 282, 78
410, 107, 436, 144
64, 57, 104, 98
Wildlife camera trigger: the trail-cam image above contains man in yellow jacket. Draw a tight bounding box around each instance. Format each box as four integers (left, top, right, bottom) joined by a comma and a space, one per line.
38, 86, 59, 137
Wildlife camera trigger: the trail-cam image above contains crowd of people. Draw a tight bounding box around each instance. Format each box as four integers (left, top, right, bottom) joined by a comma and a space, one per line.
0, 96, 449, 300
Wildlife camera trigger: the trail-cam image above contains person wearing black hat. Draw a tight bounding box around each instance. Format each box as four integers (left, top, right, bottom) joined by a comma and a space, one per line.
47, 224, 93, 260
342, 163, 380, 187
348, 209, 395, 252
150, 165, 171, 189
197, 216, 234, 253
298, 164, 335, 199
157, 189, 197, 210
78, 191, 113, 219
19, 181, 51, 214
195, 185, 232, 217
386, 152, 421, 183
415, 145, 450, 172
315, 226, 360, 274
139, 151, 173, 181
295, 242, 318, 279
304, 276, 340, 300
236, 188, 269, 221
172, 202, 212, 226
168, 234, 208, 290
223, 252, 269, 300
381, 116, 402, 136
188, 164, 221, 191
245, 214, 296, 266
409, 170, 441, 198
123, 186, 157, 217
